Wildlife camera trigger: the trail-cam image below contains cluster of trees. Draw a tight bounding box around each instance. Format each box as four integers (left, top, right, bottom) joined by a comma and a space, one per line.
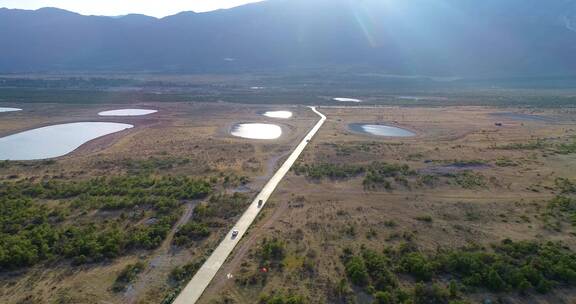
0, 203, 178, 269
547, 195, 576, 227
363, 162, 414, 190
169, 259, 205, 283
496, 140, 547, 151
0, 175, 214, 271
556, 140, 576, 155
161, 258, 206, 304
292, 161, 416, 191
342, 240, 576, 303
259, 293, 305, 304
291, 163, 365, 180
495, 138, 576, 155
259, 237, 286, 264
555, 178, 576, 194
292, 161, 495, 191
0, 161, 9, 169
173, 222, 210, 247
194, 193, 249, 221
1, 175, 212, 203
448, 171, 487, 189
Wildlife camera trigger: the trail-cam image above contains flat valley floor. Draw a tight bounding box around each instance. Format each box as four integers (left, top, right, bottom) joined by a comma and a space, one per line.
1, 103, 576, 304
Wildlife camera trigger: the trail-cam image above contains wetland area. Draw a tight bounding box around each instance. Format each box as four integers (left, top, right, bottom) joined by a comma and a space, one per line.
1, 88, 576, 304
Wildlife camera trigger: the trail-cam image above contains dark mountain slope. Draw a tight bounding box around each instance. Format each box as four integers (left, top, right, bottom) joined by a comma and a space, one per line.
0, 0, 575, 76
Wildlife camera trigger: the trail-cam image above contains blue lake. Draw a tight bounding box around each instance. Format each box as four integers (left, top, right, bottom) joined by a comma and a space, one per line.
349, 123, 416, 137
0, 122, 133, 160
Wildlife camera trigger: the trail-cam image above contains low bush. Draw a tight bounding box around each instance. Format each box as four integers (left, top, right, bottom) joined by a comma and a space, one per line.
112, 262, 146, 292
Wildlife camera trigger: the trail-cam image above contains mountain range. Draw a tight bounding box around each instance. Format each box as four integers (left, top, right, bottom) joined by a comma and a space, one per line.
1, 0, 575, 77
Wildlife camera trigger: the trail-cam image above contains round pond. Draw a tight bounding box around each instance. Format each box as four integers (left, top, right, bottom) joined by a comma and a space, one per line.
262, 111, 293, 119
231, 123, 282, 140
349, 123, 415, 137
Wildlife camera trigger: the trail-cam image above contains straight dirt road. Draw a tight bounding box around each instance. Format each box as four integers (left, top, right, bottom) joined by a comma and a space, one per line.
173, 106, 326, 304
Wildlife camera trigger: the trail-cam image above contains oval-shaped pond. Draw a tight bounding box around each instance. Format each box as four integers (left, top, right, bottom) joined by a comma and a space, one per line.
98, 109, 158, 116
231, 123, 282, 140
0, 107, 22, 113
490, 112, 554, 123
262, 111, 293, 119
349, 123, 416, 137
333, 97, 362, 103
0, 122, 134, 160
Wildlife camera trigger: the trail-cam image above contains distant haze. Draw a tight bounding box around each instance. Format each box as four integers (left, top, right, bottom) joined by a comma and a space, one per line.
0, 0, 265, 17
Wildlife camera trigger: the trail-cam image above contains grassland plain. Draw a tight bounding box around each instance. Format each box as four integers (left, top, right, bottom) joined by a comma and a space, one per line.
0, 102, 316, 304
197, 106, 576, 304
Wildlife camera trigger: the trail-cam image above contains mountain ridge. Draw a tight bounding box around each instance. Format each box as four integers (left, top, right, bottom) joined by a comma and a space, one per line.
1, 0, 575, 76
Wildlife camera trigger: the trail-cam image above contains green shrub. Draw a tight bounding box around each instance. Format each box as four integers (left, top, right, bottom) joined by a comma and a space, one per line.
415, 215, 433, 223
259, 293, 305, 304
112, 262, 145, 292
401, 253, 435, 282
173, 222, 210, 246
260, 238, 286, 263
451, 171, 487, 189
170, 259, 205, 283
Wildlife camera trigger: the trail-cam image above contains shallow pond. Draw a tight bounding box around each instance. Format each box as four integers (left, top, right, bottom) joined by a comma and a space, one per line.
333, 97, 362, 103
262, 111, 293, 119
0, 107, 22, 113
490, 112, 554, 122
0, 122, 133, 160
98, 109, 158, 116
349, 123, 415, 137
231, 123, 282, 140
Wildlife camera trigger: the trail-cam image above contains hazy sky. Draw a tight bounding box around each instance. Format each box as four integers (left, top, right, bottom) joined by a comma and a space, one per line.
0, 0, 266, 17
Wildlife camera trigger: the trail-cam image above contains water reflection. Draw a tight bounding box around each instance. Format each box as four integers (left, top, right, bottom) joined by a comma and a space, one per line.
98, 109, 157, 116
262, 111, 293, 119
349, 123, 415, 137
0, 122, 133, 160
231, 123, 282, 140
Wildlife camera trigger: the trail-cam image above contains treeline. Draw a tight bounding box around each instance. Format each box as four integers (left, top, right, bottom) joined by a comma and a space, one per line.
0, 175, 213, 270
341, 240, 576, 303
495, 138, 576, 155
363, 162, 414, 190
0, 77, 139, 89
292, 162, 415, 190
1, 175, 211, 202
292, 163, 365, 180
293, 161, 492, 191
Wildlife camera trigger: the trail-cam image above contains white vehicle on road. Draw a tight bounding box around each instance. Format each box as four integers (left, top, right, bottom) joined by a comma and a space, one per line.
231, 229, 239, 239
